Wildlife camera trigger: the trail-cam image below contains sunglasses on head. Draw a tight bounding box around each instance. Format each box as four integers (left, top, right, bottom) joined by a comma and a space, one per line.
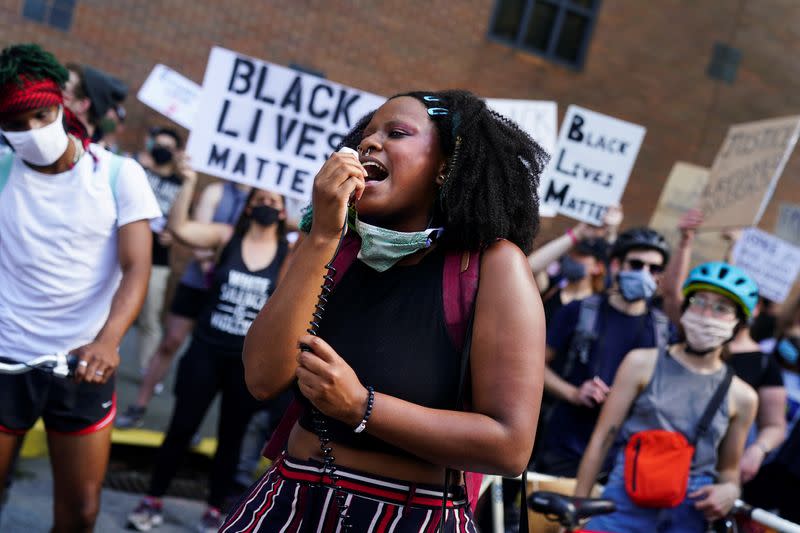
625, 258, 664, 274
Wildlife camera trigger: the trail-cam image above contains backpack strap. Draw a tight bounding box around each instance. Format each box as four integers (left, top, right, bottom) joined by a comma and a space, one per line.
691, 366, 734, 446
0, 152, 14, 196
562, 294, 603, 378
106, 152, 124, 207
330, 232, 361, 287
443, 249, 481, 352
651, 307, 670, 356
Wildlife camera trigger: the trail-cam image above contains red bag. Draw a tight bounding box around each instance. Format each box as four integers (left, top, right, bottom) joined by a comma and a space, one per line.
624, 429, 694, 508
623, 366, 733, 509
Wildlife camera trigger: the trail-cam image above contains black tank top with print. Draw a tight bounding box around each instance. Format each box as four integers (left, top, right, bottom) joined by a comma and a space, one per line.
297, 248, 461, 456
193, 235, 288, 356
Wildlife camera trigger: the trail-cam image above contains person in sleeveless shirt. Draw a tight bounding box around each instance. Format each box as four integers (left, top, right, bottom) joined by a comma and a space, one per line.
126, 172, 292, 533
227, 91, 546, 531
116, 178, 251, 429
575, 262, 759, 532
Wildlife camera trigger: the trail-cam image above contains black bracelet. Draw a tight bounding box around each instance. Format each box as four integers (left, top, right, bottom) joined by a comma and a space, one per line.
353, 386, 375, 434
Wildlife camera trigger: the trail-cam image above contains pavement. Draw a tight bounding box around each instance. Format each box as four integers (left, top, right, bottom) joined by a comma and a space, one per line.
0, 330, 229, 532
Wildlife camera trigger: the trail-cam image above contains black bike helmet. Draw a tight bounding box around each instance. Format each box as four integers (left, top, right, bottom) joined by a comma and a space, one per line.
611, 227, 671, 264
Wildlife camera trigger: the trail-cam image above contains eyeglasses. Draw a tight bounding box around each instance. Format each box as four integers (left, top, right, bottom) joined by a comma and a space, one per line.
624, 258, 664, 275
688, 295, 737, 318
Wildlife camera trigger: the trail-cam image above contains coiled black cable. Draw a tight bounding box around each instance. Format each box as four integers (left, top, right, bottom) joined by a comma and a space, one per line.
300, 213, 352, 529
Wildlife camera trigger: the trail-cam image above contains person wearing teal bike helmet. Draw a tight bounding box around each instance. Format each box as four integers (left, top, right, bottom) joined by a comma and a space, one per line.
575, 262, 758, 532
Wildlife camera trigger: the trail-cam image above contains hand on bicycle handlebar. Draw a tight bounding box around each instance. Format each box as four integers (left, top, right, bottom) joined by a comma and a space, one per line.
72, 340, 119, 384
690, 482, 739, 521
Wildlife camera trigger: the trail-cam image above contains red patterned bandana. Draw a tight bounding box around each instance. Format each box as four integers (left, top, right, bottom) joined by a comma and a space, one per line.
0, 75, 63, 118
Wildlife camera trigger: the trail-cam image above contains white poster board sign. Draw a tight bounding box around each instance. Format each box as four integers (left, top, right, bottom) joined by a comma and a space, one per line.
137, 64, 201, 129
186, 47, 385, 201
485, 99, 557, 156
732, 227, 800, 303
776, 203, 800, 248
539, 105, 646, 225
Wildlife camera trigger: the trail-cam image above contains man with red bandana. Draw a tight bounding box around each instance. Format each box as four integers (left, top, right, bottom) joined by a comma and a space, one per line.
0, 44, 160, 531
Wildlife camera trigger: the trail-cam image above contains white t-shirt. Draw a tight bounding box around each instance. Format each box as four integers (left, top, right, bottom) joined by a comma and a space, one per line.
0, 146, 161, 362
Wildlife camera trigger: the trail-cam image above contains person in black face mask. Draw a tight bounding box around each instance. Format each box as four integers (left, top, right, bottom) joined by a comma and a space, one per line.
542, 238, 608, 324
131, 127, 185, 374
127, 176, 293, 533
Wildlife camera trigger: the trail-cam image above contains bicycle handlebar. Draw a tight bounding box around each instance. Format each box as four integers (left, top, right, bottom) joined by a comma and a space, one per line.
0, 354, 77, 378
734, 500, 800, 533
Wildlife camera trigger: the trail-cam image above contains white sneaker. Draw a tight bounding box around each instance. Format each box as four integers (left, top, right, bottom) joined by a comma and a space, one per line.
127, 498, 164, 531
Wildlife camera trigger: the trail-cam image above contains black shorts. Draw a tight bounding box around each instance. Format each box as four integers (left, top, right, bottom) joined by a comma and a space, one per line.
0, 370, 116, 435
169, 282, 209, 319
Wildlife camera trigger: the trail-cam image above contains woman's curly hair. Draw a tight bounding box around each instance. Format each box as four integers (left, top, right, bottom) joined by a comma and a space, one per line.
338, 90, 548, 255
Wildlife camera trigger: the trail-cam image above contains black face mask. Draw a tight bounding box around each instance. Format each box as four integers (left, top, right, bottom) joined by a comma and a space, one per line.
251, 205, 281, 226
560, 255, 587, 282
150, 146, 173, 165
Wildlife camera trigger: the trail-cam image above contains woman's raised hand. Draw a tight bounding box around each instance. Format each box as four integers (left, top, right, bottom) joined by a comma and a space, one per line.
310, 150, 367, 240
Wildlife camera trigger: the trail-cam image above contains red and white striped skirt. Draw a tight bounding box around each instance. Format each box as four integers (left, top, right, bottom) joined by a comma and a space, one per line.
220, 453, 479, 532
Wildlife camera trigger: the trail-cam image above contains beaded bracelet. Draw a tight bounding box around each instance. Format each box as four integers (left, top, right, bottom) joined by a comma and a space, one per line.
353, 386, 375, 434
566, 228, 578, 245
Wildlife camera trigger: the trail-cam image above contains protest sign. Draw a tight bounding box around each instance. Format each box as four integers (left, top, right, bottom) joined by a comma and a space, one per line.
776, 203, 800, 247
701, 115, 800, 229
137, 64, 201, 129
538, 105, 646, 225
649, 162, 729, 266
485, 99, 557, 156
732, 228, 800, 303
186, 47, 385, 201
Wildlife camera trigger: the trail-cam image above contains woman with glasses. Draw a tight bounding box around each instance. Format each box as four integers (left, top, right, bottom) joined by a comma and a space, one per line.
574, 262, 758, 532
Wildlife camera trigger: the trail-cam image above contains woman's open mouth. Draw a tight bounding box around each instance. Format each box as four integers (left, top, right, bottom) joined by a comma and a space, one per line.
361, 159, 389, 182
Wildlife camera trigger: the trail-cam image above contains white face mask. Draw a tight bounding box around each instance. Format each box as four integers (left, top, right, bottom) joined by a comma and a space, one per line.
680, 310, 737, 353
1, 106, 69, 166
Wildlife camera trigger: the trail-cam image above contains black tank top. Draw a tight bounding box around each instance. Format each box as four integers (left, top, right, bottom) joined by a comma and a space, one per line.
194, 235, 288, 356
297, 248, 461, 456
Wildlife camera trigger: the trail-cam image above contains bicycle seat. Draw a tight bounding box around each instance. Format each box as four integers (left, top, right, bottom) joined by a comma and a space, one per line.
527, 491, 616, 526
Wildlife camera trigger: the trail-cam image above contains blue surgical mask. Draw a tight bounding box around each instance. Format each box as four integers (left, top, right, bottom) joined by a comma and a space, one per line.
354, 217, 443, 272
777, 336, 800, 366
560, 255, 587, 282
617, 269, 657, 302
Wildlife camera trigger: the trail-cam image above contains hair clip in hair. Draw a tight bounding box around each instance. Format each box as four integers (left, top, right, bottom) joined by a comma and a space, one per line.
422, 95, 442, 102
427, 107, 449, 117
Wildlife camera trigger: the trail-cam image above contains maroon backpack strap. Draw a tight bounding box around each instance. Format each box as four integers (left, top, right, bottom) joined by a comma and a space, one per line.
262, 233, 363, 461
443, 249, 481, 352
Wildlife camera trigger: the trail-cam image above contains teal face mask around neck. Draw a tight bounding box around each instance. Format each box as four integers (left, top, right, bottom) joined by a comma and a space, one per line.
354, 217, 443, 272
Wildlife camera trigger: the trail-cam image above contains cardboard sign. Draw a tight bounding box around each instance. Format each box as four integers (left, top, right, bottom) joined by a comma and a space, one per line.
485, 99, 558, 156
701, 115, 800, 229
186, 47, 385, 201
137, 64, 202, 129
732, 228, 800, 303
649, 162, 730, 266
776, 203, 800, 247
539, 105, 646, 225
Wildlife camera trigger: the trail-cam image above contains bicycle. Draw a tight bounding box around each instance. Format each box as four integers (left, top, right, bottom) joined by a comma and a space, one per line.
526, 491, 800, 533
0, 353, 78, 378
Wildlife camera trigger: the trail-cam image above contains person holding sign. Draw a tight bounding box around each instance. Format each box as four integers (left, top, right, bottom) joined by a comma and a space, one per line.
575, 262, 758, 531
226, 90, 546, 531
534, 227, 673, 478
127, 173, 291, 532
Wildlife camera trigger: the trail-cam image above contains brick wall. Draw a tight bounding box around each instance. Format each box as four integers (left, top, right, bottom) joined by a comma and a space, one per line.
2, 0, 799, 241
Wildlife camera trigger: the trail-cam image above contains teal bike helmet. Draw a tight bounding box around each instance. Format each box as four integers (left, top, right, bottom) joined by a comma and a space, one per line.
682, 262, 759, 318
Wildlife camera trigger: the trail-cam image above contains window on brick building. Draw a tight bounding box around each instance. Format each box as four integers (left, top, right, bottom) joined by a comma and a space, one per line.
488, 0, 601, 68
22, 0, 76, 31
